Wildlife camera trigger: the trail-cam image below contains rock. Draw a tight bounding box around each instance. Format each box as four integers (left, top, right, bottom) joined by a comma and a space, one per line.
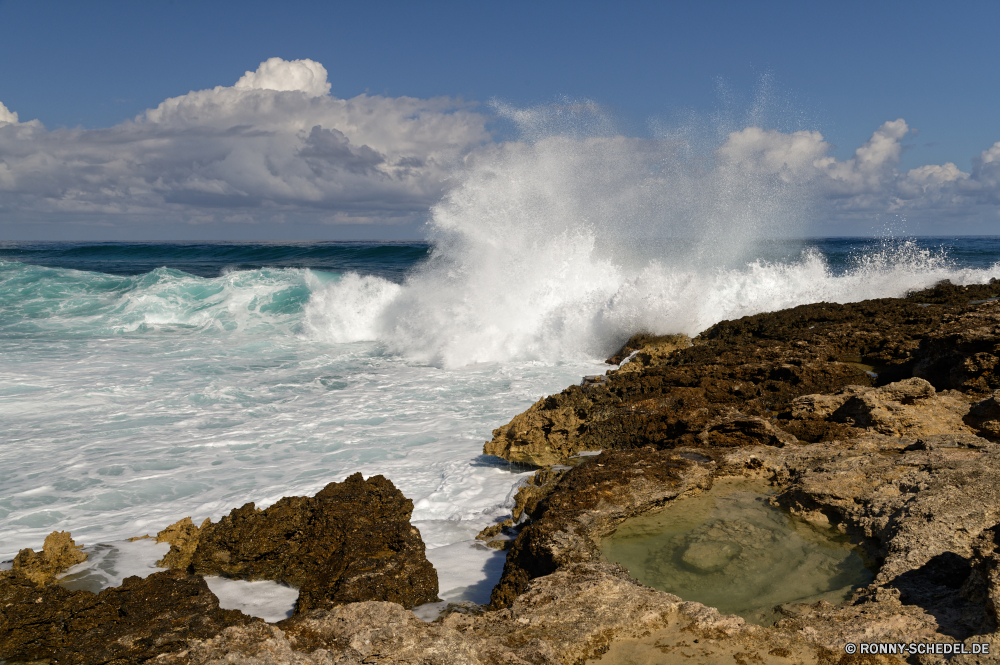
698, 414, 798, 447
606, 332, 693, 365
9, 530, 86, 586
175, 472, 439, 614
156, 515, 211, 569
511, 467, 565, 521
607, 332, 693, 370
490, 447, 713, 608
828, 377, 973, 437
483, 388, 594, 466
0, 569, 257, 663
158, 565, 885, 665
681, 538, 743, 573
476, 518, 515, 540
965, 389, 1000, 438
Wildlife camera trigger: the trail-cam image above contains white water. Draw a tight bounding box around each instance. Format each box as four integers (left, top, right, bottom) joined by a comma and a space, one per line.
3, 103, 999, 612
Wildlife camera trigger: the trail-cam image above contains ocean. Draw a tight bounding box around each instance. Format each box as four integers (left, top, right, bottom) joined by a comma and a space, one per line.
2, 236, 1000, 611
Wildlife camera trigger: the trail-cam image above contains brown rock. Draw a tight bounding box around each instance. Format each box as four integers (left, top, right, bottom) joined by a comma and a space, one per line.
490, 448, 713, 608
156, 515, 211, 569
178, 472, 439, 614
483, 388, 594, 466
476, 518, 515, 541
511, 467, 565, 521
161, 568, 850, 665
0, 568, 257, 663
828, 377, 974, 437
486, 285, 1000, 466
10, 531, 87, 586
606, 332, 693, 370
698, 414, 798, 447
965, 390, 1000, 438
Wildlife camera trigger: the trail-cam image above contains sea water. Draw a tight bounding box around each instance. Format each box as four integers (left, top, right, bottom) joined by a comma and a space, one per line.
1, 237, 997, 617
601, 479, 874, 625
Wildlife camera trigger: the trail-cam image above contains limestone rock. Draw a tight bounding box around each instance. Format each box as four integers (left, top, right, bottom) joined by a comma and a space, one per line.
0, 569, 256, 663
182, 472, 439, 613
484, 388, 594, 466
681, 538, 742, 573
490, 448, 713, 608
9, 530, 86, 586
607, 332, 693, 371
511, 467, 565, 521
965, 389, 1000, 438
829, 377, 973, 437
698, 414, 798, 447
156, 515, 211, 569
160, 567, 850, 665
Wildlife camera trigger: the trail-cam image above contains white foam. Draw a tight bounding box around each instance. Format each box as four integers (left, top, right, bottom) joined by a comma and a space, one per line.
204, 576, 298, 623
415, 540, 507, 621
51, 538, 297, 622
57, 539, 170, 592
304, 271, 402, 343
350, 109, 1000, 368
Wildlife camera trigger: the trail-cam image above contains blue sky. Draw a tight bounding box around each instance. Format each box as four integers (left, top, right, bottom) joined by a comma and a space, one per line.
0, 0, 998, 239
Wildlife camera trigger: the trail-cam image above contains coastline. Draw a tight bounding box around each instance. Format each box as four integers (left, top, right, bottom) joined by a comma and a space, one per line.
4, 278, 1000, 663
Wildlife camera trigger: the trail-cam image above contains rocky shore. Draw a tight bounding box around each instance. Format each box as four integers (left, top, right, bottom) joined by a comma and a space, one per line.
4, 280, 1000, 664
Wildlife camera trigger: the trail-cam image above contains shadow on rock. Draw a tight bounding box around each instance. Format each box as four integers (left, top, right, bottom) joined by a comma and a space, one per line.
160, 472, 439, 614
882, 552, 983, 639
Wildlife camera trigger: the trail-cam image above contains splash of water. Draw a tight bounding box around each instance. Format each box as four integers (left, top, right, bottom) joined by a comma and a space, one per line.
304, 103, 999, 367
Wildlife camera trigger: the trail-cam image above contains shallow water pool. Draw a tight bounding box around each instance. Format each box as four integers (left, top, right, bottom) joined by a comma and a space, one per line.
601, 478, 874, 625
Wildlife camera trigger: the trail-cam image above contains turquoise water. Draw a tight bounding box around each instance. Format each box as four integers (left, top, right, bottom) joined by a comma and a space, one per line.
0, 237, 998, 604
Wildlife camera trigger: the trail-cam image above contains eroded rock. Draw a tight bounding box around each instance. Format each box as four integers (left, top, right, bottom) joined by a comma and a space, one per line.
490, 447, 713, 608
0, 569, 257, 663
175, 472, 439, 613
158, 566, 852, 665
156, 515, 211, 570
485, 283, 1000, 466
965, 389, 1000, 439
9, 530, 87, 586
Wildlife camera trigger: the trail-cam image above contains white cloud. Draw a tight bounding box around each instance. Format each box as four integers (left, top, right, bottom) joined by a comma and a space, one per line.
972, 142, 1000, 201
233, 57, 331, 97
0, 58, 489, 225
715, 127, 830, 181
0, 101, 18, 125
1, 68, 998, 235
715, 119, 1000, 222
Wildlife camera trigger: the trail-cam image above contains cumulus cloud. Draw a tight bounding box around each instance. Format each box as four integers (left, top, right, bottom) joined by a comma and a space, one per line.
233, 57, 331, 97
1, 64, 998, 234
715, 119, 1000, 222
715, 127, 830, 181
0, 58, 489, 226
0, 101, 17, 125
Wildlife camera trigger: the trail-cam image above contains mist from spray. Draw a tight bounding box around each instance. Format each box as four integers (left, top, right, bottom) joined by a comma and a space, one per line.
304, 98, 998, 367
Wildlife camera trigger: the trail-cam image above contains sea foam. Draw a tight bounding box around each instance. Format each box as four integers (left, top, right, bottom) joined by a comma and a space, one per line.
302, 104, 999, 368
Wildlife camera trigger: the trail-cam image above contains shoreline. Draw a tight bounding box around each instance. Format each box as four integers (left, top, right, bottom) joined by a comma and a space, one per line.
4, 278, 1000, 663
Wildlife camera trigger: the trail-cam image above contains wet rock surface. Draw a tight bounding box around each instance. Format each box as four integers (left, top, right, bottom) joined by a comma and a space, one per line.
163, 472, 439, 613
0, 474, 437, 664
7, 531, 87, 587
0, 569, 258, 664
486, 280, 1000, 466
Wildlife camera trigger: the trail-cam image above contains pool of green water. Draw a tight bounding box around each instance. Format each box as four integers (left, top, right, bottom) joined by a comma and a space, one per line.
601, 478, 874, 626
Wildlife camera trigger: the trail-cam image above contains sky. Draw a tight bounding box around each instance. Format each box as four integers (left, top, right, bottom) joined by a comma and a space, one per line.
0, 0, 998, 240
